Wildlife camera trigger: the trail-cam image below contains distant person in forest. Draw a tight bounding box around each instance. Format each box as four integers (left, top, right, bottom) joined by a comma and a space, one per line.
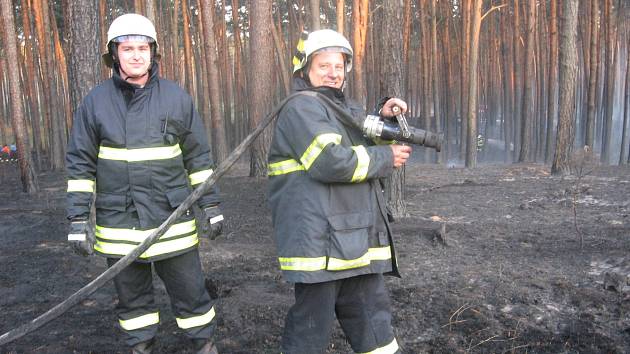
9, 143, 17, 161
1, 144, 9, 161
267, 29, 411, 353
65, 13, 222, 354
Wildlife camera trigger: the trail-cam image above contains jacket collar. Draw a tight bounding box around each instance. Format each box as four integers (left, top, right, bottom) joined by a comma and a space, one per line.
291, 77, 346, 103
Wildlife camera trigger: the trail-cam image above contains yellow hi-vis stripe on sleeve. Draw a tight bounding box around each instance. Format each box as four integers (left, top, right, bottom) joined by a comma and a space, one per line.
359, 338, 399, 354
268, 159, 306, 176
176, 307, 216, 329
279, 246, 391, 272
189, 169, 213, 186
119, 312, 160, 331
351, 145, 370, 182
67, 179, 95, 192
300, 133, 342, 170
98, 144, 182, 162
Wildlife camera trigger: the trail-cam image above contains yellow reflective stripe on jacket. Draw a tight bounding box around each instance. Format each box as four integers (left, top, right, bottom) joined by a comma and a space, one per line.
119, 312, 160, 331
350, 145, 370, 182
359, 338, 399, 354
176, 307, 216, 329
279, 246, 391, 272
189, 169, 213, 186
67, 179, 95, 192
278, 256, 327, 271
98, 144, 182, 162
268, 159, 306, 176
300, 133, 341, 170
94, 233, 199, 259
95, 220, 196, 243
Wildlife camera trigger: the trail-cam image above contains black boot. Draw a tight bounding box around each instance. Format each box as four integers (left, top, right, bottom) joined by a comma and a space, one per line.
193, 339, 218, 354
131, 339, 155, 354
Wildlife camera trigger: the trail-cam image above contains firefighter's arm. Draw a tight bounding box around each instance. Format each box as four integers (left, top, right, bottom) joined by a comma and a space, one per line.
179, 96, 224, 239
66, 101, 98, 220
278, 96, 396, 184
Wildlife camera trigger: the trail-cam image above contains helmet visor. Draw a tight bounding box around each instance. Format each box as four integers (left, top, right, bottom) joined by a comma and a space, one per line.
311, 46, 352, 57
112, 35, 155, 44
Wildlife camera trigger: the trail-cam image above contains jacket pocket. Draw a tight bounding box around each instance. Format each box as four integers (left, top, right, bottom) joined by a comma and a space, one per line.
95, 193, 127, 211
326, 212, 372, 271
165, 185, 191, 208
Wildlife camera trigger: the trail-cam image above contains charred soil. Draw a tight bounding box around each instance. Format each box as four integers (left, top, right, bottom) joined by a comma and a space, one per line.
1, 162, 629, 353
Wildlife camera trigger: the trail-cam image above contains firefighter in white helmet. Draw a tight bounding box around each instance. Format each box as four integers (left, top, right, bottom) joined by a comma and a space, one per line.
268, 29, 410, 353
66, 13, 222, 354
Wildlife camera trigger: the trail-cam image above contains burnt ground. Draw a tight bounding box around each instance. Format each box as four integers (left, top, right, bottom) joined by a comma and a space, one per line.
0, 159, 629, 353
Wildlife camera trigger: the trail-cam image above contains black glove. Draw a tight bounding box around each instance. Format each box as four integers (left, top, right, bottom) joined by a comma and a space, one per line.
67, 218, 93, 256
201, 206, 224, 240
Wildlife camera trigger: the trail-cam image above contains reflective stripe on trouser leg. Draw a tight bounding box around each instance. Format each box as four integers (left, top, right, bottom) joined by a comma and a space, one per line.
107, 258, 159, 347
281, 281, 339, 354
336, 273, 398, 353
153, 250, 215, 340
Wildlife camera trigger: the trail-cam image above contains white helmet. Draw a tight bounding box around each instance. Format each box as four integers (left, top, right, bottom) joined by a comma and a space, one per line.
102, 13, 159, 68
293, 29, 353, 74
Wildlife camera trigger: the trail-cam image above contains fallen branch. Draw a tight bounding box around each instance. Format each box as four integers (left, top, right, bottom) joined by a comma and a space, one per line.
0, 92, 305, 346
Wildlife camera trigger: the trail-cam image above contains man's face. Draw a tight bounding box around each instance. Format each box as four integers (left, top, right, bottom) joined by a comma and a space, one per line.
117, 41, 152, 80
307, 52, 345, 89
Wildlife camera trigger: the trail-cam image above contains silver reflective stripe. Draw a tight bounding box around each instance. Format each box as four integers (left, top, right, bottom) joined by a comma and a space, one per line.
176, 307, 216, 329
119, 312, 160, 331
67, 179, 95, 192
358, 338, 399, 354
98, 144, 182, 162
350, 145, 370, 182
189, 169, 213, 186
300, 133, 342, 170
67, 233, 86, 241
210, 215, 224, 224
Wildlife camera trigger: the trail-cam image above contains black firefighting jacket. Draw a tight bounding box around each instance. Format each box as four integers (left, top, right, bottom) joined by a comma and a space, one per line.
267, 78, 400, 283
66, 63, 219, 261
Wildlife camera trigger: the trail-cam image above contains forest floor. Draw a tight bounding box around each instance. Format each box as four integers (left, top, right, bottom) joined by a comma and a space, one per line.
0, 157, 629, 353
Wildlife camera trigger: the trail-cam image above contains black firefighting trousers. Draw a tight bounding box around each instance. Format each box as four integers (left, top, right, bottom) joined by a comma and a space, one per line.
107, 250, 215, 346
281, 273, 399, 354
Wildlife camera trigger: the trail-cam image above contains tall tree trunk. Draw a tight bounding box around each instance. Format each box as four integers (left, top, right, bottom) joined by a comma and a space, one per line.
248, 0, 274, 177
552, 0, 579, 175
200, 0, 228, 162
231, 0, 245, 149
67, 1, 99, 113
546, 0, 559, 162
181, 0, 196, 100
309, 0, 320, 30
20, 0, 42, 168
336, 0, 344, 34
381, 0, 406, 217
512, 0, 523, 160
600, 0, 616, 164
465, 0, 482, 168
1, 0, 38, 192
518, 0, 536, 162
500, 3, 514, 162
585, 0, 599, 147
430, 0, 442, 163
620, 41, 629, 165
460, 0, 471, 160
351, 0, 369, 104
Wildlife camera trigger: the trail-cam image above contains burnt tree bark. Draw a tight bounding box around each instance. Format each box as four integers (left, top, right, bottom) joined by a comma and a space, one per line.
552, 0, 579, 175
248, 0, 274, 177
